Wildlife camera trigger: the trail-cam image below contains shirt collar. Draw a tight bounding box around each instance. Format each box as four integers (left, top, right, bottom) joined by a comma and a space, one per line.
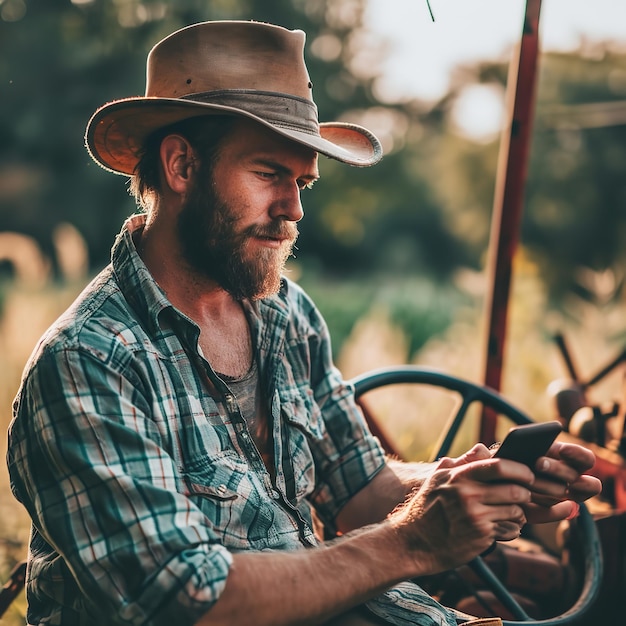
110, 212, 293, 341
111, 213, 178, 336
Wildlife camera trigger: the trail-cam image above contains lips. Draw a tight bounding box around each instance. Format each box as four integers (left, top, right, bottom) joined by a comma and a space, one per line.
254, 234, 294, 249
266, 235, 292, 243
248, 224, 298, 247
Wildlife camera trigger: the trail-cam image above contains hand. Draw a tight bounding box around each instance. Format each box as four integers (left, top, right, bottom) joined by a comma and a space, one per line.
523, 441, 602, 524
435, 445, 538, 543
389, 451, 534, 573
436, 442, 493, 469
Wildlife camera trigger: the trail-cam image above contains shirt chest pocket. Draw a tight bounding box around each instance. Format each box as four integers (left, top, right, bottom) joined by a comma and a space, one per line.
279, 387, 326, 501
182, 452, 278, 550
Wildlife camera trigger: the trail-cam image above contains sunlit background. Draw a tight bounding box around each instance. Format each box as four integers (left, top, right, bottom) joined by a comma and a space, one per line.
368, 0, 626, 140
1, 2, 626, 621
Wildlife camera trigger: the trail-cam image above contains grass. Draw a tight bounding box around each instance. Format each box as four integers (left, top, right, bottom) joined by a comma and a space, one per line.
0, 280, 85, 625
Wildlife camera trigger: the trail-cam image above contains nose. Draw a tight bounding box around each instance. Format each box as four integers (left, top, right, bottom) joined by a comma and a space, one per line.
269, 181, 304, 222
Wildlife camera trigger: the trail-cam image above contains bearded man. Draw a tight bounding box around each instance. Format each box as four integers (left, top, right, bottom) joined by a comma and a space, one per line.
7, 20, 600, 626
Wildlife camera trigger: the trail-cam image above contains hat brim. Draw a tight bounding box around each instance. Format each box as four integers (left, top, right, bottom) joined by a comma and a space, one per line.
85, 97, 383, 175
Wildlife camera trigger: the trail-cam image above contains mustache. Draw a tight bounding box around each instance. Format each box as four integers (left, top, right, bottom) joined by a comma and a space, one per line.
244, 221, 299, 241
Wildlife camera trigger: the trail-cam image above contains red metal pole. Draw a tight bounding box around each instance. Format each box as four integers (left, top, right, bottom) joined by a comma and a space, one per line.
480, 0, 542, 444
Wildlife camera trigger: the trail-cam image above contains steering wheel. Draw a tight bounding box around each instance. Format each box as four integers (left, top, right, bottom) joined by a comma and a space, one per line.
351, 365, 603, 626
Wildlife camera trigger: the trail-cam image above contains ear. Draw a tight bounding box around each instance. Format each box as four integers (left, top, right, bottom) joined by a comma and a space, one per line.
159, 134, 197, 195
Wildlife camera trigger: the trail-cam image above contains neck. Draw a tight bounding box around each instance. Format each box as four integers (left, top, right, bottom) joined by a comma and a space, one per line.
137, 217, 252, 378
139, 212, 228, 315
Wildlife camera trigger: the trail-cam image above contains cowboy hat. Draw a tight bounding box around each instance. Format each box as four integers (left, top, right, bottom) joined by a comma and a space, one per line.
85, 20, 383, 175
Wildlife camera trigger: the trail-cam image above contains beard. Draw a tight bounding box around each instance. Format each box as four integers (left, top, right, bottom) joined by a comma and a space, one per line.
177, 172, 298, 301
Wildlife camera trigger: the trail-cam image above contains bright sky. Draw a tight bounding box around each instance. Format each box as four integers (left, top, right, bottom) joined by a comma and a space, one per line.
366, 0, 626, 101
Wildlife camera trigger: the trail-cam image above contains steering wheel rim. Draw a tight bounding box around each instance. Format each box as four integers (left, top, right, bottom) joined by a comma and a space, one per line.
351, 365, 603, 626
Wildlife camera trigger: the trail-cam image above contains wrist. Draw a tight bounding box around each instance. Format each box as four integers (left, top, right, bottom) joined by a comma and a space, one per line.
386, 507, 440, 579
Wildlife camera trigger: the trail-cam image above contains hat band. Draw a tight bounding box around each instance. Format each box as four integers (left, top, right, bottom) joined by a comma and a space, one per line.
180, 90, 320, 136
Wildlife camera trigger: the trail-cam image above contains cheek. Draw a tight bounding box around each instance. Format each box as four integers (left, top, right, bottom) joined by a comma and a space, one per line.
227, 189, 269, 223
213, 169, 278, 224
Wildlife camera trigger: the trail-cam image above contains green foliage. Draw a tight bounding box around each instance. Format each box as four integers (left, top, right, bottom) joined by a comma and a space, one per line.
526, 49, 626, 303
299, 141, 472, 280
298, 269, 469, 359
0, 0, 471, 283
421, 47, 626, 307
1, 1, 626, 310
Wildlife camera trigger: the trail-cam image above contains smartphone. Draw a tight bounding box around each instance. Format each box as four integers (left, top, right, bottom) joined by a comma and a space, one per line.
493, 421, 562, 468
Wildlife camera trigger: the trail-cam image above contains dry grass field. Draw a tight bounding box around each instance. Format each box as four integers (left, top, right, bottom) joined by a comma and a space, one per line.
0, 282, 85, 625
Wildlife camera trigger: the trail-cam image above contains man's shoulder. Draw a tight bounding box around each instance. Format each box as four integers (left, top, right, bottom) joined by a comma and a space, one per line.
29, 265, 144, 364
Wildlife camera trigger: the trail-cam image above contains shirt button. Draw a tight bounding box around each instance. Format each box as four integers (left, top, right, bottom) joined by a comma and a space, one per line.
216, 484, 228, 495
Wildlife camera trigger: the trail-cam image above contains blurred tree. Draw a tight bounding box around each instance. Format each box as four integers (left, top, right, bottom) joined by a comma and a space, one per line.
0, 0, 463, 279
528, 47, 626, 305
420, 44, 626, 306
3, 1, 626, 309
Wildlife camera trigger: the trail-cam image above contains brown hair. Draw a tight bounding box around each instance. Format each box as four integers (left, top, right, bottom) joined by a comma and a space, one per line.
129, 115, 236, 210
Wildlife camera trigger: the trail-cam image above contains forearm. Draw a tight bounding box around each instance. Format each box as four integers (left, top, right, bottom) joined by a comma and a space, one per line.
335, 459, 436, 532
198, 448, 543, 625
385, 458, 436, 489
196, 522, 413, 626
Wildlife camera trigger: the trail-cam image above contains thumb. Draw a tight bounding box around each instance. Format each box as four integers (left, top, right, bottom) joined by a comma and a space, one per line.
438, 443, 491, 468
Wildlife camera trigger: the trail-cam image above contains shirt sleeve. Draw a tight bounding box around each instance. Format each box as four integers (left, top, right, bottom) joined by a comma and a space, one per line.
8, 343, 232, 626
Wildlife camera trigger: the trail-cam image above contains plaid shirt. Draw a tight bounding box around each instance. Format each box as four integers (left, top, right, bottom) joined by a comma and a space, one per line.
7, 214, 390, 626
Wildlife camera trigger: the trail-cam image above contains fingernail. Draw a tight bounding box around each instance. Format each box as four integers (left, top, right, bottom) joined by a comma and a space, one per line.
566, 502, 580, 520
540, 459, 550, 472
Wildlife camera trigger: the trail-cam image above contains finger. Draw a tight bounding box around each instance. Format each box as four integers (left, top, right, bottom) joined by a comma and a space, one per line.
438, 444, 492, 469
462, 457, 535, 486
533, 457, 602, 500
461, 503, 526, 545
485, 503, 527, 528
531, 493, 561, 507
530, 473, 601, 501
462, 443, 492, 462
478, 482, 532, 506
435, 456, 457, 469
531, 474, 571, 498
494, 520, 524, 541
534, 455, 581, 485
548, 441, 596, 472
524, 500, 579, 524
566, 474, 603, 502
530, 474, 602, 507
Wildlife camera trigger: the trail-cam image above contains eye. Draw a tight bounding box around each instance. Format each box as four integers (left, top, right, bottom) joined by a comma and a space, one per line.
298, 179, 317, 191
256, 171, 276, 180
